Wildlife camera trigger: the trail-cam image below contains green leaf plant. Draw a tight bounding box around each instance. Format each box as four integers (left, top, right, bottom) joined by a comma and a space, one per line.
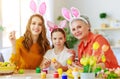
0, 25, 4, 32
99, 12, 107, 19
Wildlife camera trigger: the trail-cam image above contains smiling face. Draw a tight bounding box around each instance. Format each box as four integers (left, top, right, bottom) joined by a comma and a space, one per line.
51, 29, 66, 49
70, 19, 90, 40
30, 16, 43, 36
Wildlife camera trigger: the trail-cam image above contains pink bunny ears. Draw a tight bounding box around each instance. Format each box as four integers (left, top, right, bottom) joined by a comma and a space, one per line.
47, 20, 67, 32
62, 7, 88, 24
30, 0, 46, 16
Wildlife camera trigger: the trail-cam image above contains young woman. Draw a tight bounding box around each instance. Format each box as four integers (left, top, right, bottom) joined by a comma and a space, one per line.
62, 7, 120, 68
9, 14, 50, 69
40, 21, 75, 71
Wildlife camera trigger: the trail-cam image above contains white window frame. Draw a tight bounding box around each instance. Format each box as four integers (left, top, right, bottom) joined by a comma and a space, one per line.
0, 0, 53, 48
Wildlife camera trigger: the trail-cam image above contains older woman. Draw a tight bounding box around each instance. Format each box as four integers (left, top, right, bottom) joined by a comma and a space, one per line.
62, 7, 119, 68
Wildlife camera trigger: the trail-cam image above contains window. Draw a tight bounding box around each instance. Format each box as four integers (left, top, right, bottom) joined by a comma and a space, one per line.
1, 0, 20, 48
0, 0, 53, 48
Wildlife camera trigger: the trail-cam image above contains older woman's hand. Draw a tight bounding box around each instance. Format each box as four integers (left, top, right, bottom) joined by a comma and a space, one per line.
96, 63, 105, 69
68, 62, 83, 70
67, 49, 76, 62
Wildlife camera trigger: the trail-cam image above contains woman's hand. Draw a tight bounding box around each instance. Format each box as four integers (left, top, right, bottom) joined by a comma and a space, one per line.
9, 31, 16, 46
68, 62, 83, 70
96, 63, 105, 69
42, 59, 51, 69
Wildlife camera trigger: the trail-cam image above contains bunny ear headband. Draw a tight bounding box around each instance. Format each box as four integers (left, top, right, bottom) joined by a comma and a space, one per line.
47, 20, 67, 32
62, 7, 88, 27
30, 0, 46, 16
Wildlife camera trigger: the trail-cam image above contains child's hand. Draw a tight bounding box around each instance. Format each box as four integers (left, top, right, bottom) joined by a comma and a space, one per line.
52, 60, 62, 69
43, 59, 51, 68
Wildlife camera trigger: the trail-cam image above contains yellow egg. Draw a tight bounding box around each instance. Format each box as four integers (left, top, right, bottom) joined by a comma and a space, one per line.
67, 59, 72, 65
57, 68, 63, 76
51, 58, 56, 63
41, 72, 46, 78
67, 69, 72, 74
102, 55, 106, 62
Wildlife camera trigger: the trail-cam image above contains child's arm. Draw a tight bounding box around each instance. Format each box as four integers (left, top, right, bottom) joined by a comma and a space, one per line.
40, 58, 51, 69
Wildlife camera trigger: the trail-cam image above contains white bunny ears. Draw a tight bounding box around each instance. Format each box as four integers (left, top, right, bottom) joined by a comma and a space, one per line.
30, 0, 46, 16
47, 20, 67, 32
62, 7, 88, 25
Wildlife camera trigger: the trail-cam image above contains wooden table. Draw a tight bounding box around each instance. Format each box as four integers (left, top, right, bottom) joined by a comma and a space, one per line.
0, 70, 107, 79
0, 70, 68, 79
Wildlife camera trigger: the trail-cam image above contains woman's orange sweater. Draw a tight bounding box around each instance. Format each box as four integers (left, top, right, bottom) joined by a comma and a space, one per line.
10, 37, 50, 69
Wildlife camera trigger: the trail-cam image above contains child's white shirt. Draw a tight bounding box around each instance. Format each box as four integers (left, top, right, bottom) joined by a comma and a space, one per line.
44, 47, 72, 70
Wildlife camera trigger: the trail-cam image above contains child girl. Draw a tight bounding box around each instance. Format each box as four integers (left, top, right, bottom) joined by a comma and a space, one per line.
40, 21, 75, 71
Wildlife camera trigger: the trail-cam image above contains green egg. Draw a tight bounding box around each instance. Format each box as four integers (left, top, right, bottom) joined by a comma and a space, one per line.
18, 69, 24, 74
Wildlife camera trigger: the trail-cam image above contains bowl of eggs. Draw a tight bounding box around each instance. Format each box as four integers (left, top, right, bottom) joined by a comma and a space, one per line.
0, 62, 16, 74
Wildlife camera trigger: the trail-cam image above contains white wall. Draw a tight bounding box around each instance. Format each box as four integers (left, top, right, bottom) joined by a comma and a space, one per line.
20, 0, 54, 35
0, 0, 2, 48
52, 0, 66, 23
54, 0, 120, 28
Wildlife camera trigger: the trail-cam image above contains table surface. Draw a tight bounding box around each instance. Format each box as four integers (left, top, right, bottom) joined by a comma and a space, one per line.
0, 70, 108, 79
0, 70, 66, 79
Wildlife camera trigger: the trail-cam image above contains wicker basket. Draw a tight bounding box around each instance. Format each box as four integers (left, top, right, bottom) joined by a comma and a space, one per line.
0, 66, 15, 75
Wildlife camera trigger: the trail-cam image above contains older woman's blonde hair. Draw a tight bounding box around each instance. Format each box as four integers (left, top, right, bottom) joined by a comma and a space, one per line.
70, 15, 91, 31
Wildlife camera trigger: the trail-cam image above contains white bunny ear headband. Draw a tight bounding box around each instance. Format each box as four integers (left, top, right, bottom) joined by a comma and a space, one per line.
47, 20, 67, 32
30, 0, 46, 16
62, 7, 89, 27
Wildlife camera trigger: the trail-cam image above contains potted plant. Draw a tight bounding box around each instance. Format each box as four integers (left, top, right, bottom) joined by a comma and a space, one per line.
80, 42, 109, 79
99, 12, 108, 28
57, 16, 78, 48
0, 25, 4, 32
99, 13, 107, 19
